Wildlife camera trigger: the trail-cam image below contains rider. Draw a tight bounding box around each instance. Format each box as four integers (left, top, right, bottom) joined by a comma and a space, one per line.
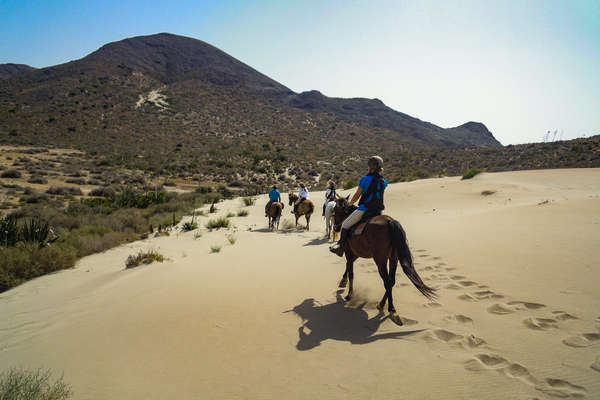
322, 180, 338, 216
265, 185, 282, 217
329, 156, 387, 257
293, 183, 310, 214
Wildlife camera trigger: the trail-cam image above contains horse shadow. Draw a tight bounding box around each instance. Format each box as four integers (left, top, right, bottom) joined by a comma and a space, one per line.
303, 237, 330, 246
285, 291, 425, 351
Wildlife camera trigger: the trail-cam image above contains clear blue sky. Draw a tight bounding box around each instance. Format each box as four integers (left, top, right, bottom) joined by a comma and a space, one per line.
1, 0, 599, 145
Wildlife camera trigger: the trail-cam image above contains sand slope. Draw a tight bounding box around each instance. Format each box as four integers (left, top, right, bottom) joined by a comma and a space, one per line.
1, 168, 599, 399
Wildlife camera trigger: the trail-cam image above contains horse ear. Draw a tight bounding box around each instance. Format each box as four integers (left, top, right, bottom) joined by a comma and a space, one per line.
345, 195, 350, 201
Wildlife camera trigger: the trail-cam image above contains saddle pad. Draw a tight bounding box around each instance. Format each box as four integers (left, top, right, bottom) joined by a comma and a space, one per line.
352, 222, 368, 236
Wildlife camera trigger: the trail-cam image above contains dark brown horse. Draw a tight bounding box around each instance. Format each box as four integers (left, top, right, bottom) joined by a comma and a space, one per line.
268, 202, 283, 231
332, 197, 436, 323
288, 193, 314, 230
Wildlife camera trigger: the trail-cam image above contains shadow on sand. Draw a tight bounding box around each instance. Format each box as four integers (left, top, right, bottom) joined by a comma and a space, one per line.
303, 237, 330, 246
285, 290, 425, 351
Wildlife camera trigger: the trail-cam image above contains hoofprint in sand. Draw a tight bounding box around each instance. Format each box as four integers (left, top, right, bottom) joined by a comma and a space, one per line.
1, 168, 599, 399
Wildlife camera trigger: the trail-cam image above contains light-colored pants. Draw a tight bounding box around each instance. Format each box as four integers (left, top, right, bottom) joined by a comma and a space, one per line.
341, 209, 364, 230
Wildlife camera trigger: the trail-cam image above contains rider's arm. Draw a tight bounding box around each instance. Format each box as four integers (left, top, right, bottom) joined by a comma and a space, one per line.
349, 187, 362, 205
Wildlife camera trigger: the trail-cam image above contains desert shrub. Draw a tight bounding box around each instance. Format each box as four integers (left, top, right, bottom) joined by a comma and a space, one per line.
28, 176, 48, 184
181, 221, 198, 232
462, 168, 482, 180
65, 178, 85, 185
88, 187, 116, 197
226, 234, 236, 245
236, 210, 249, 217
193, 231, 203, 240
0, 243, 77, 292
1, 169, 21, 179
242, 197, 255, 206
0, 367, 72, 400
210, 245, 221, 253
226, 212, 235, 218
196, 186, 212, 194
0, 215, 19, 247
343, 178, 358, 189
163, 180, 176, 187
21, 217, 50, 245
46, 187, 83, 196
125, 250, 164, 269
205, 217, 230, 230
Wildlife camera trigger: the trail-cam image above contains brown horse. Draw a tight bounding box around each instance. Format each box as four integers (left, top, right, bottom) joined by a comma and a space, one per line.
288, 193, 314, 230
332, 197, 436, 323
268, 202, 283, 231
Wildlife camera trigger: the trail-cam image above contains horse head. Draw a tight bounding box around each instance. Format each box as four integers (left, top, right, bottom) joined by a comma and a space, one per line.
288, 193, 297, 206
332, 196, 352, 232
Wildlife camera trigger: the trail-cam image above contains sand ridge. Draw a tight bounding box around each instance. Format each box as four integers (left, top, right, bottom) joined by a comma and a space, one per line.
1, 168, 599, 399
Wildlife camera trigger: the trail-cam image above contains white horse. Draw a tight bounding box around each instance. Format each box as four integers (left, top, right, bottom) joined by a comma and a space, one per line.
324, 200, 337, 241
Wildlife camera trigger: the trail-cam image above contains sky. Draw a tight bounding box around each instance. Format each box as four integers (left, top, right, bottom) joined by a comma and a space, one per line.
1, 0, 599, 145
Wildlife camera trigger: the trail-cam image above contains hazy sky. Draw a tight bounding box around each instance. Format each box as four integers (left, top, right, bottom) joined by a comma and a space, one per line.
1, 0, 599, 145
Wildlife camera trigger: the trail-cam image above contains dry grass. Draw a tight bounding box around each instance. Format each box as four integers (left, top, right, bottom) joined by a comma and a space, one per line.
0, 367, 72, 400
125, 249, 165, 269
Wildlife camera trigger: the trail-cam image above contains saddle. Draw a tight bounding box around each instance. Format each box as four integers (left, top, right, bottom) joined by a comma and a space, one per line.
350, 211, 382, 236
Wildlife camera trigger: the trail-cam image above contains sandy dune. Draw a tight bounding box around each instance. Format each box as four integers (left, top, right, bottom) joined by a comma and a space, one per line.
1, 168, 599, 399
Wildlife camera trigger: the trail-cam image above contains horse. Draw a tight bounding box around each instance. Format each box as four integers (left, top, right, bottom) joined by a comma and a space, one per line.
288, 193, 314, 230
268, 202, 283, 231
324, 200, 337, 241
332, 197, 436, 323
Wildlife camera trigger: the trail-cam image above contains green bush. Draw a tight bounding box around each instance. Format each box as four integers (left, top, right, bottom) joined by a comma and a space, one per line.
236, 210, 249, 217
205, 217, 230, 230
0, 215, 19, 247
210, 245, 221, 253
462, 168, 483, 180
242, 197, 255, 206
0, 367, 72, 400
343, 178, 358, 189
0, 169, 21, 178
181, 221, 198, 232
125, 250, 164, 269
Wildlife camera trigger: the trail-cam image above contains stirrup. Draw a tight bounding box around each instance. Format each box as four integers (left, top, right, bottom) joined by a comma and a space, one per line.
329, 244, 344, 257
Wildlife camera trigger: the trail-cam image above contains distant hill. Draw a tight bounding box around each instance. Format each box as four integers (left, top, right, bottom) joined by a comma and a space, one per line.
0, 63, 36, 79
6, 32, 594, 192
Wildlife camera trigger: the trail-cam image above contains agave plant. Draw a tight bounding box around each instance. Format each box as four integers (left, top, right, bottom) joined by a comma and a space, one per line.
0, 215, 19, 247
21, 217, 50, 246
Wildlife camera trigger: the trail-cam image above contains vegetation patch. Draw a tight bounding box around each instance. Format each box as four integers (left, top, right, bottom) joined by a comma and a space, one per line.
462, 168, 483, 180
236, 209, 248, 217
206, 217, 230, 230
0, 169, 21, 178
0, 367, 72, 400
242, 197, 255, 206
210, 245, 221, 253
226, 234, 236, 245
125, 249, 164, 269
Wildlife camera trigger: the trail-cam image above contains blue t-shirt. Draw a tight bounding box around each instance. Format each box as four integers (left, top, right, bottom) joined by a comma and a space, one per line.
357, 175, 387, 211
269, 189, 280, 202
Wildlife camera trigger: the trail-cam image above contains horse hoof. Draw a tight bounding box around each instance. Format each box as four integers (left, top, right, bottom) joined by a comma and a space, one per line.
344, 295, 352, 301
376, 303, 384, 312
389, 312, 403, 326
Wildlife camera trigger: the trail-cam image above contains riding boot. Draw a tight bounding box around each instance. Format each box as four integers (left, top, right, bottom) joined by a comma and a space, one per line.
292, 204, 297, 214
329, 228, 349, 257
322, 203, 326, 217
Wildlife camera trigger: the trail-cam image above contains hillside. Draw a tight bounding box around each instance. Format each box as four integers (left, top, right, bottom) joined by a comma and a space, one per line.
0, 63, 36, 79
0, 33, 505, 190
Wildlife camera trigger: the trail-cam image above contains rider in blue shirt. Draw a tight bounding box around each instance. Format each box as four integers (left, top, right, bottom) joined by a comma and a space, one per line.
265, 185, 282, 216
330, 156, 387, 256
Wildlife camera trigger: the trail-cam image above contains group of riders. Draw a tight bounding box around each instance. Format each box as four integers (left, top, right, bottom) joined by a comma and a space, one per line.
264, 155, 388, 257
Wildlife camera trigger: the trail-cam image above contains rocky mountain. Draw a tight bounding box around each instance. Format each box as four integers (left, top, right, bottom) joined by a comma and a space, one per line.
0, 33, 502, 189
0, 63, 36, 79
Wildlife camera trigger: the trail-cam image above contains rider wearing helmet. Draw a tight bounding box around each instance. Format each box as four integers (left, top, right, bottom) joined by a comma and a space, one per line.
323, 180, 338, 216
329, 156, 387, 257
293, 183, 310, 214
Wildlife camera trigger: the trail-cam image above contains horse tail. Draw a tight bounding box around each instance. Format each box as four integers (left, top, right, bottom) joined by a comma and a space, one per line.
308, 201, 314, 215
388, 220, 437, 300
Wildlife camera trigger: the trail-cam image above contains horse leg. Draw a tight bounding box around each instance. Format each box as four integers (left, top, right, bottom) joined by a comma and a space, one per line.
387, 252, 399, 314
305, 214, 310, 231
375, 255, 392, 312
339, 270, 348, 288
344, 253, 357, 301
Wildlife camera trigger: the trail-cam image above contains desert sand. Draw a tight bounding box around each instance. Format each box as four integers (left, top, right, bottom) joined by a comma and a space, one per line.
1, 168, 599, 399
